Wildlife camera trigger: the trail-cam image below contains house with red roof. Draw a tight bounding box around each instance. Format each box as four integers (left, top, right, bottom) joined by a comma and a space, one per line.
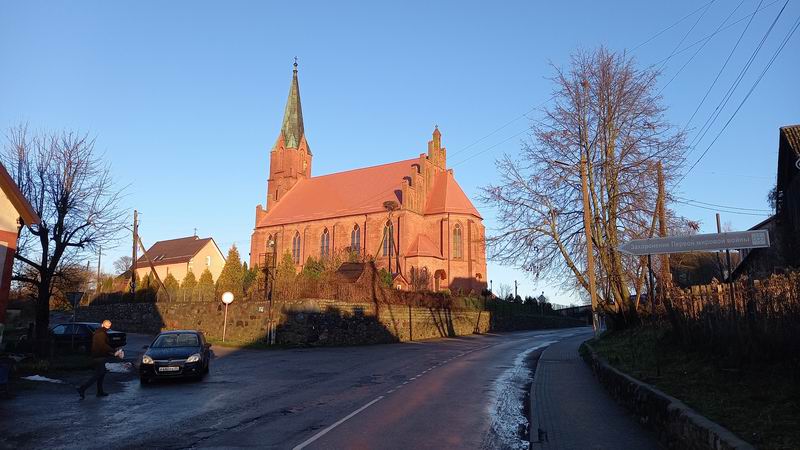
250, 63, 487, 292
0, 163, 40, 323
135, 236, 225, 284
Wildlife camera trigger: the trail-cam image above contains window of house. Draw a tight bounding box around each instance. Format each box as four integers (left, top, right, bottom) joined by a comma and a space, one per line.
453, 224, 463, 259
351, 225, 361, 255
320, 228, 330, 258
292, 232, 301, 264
382, 221, 393, 257
206, 256, 211, 266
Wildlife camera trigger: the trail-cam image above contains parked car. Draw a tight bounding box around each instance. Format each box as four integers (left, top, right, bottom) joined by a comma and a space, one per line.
49, 322, 127, 353
139, 330, 211, 384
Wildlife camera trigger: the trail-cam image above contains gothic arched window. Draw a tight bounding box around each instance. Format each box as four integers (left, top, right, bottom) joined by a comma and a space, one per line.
351, 224, 361, 255
453, 224, 463, 259
320, 228, 330, 258
382, 221, 394, 257
292, 232, 301, 264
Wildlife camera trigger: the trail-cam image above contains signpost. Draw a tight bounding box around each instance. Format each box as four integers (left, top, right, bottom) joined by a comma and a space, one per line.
221, 291, 234, 342
618, 230, 770, 256
65, 292, 84, 351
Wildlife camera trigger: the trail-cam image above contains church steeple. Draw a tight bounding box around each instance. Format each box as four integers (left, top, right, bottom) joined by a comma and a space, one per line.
279, 59, 307, 151
264, 60, 313, 212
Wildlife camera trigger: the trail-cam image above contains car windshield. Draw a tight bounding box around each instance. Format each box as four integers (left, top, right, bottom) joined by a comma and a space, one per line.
152, 333, 199, 348
85, 323, 100, 331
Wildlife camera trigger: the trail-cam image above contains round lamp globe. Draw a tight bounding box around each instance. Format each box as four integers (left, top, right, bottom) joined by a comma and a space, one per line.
221, 291, 234, 305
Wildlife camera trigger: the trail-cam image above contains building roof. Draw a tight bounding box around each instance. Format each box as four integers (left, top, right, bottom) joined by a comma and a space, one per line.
259, 159, 482, 227
137, 236, 219, 267
425, 171, 482, 218
280, 63, 306, 150
0, 163, 40, 225
405, 234, 443, 259
781, 124, 800, 156
258, 159, 417, 226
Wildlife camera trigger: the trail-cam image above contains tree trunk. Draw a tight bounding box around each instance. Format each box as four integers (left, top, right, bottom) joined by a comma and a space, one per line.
35, 277, 51, 355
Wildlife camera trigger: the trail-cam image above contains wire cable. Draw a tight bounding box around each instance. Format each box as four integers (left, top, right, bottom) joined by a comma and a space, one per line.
678, 9, 799, 184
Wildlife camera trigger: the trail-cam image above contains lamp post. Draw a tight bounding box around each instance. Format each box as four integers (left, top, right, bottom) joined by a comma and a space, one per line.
221, 291, 234, 342
554, 154, 599, 333
383, 200, 399, 276
266, 238, 276, 345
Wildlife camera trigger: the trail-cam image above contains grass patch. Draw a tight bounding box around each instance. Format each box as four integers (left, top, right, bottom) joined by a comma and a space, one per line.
589, 327, 800, 450
11, 354, 93, 376
206, 337, 279, 350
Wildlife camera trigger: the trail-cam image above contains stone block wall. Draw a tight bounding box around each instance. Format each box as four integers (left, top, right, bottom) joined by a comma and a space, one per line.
76, 299, 499, 346
582, 343, 754, 450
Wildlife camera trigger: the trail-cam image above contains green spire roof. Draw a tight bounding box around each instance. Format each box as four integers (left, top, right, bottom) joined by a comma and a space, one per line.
280, 62, 305, 149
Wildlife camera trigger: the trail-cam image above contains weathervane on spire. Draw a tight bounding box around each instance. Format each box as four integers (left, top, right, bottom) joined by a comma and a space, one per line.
293, 56, 298, 71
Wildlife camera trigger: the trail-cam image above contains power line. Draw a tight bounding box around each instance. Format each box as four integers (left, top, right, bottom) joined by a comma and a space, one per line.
448, 98, 552, 158
631, 1, 716, 52
675, 200, 772, 216
659, 0, 745, 94
687, 0, 787, 152
452, 128, 530, 167
656, 0, 717, 73
677, 197, 772, 212
679, 7, 799, 184
649, 0, 783, 68
684, 0, 766, 132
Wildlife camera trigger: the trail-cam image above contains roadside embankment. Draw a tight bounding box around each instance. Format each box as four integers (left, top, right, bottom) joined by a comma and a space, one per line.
582, 328, 797, 449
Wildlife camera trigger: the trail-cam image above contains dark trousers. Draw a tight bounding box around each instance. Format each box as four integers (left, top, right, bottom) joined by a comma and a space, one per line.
79, 358, 108, 394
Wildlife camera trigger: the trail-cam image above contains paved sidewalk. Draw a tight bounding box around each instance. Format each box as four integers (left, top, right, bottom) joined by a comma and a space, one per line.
530, 333, 659, 449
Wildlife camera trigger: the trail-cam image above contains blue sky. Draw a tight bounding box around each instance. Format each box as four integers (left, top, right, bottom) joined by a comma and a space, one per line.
2, 1, 798, 304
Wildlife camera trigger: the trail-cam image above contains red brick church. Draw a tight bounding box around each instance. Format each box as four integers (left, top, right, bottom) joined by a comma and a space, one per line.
250, 63, 487, 292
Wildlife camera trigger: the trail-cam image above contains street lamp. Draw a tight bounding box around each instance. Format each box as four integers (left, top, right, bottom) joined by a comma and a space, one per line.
221, 291, 234, 342
553, 156, 599, 333
383, 200, 399, 276
266, 238, 276, 345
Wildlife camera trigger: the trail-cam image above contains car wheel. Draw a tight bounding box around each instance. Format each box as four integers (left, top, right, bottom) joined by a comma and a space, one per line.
140, 376, 151, 386
203, 363, 209, 374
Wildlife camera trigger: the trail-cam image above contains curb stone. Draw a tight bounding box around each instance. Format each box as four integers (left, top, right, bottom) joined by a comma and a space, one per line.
582, 342, 754, 450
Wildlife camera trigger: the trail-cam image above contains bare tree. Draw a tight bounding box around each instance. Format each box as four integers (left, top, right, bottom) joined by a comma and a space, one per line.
481, 48, 686, 325
113, 255, 133, 276
496, 283, 512, 300
3, 125, 126, 353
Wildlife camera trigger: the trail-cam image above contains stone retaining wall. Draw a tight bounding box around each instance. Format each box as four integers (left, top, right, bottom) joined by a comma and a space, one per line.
76, 299, 581, 346
582, 343, 754, 450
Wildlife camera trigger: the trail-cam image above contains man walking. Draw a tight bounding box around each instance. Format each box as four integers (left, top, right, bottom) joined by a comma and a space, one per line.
77, 320, 119, 399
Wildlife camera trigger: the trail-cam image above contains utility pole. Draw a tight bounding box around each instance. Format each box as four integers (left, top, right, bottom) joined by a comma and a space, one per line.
716, 213, 736, 316
96, 246, 102, 295
580, 151, 599, 333
514, 280, 518, 299
656, 162, 669, 314
131, 210, 138, 294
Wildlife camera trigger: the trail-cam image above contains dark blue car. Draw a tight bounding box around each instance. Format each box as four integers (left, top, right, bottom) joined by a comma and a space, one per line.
139, 330, 211, 384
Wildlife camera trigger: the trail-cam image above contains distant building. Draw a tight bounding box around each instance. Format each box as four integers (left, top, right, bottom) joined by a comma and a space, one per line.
0, 164, 40, 322
734, 125, 800, 279
135, 236, 225, 283
249, 64, 487, 292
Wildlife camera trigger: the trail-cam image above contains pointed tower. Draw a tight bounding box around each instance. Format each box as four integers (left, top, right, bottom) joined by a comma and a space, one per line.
266, 61, 312, 211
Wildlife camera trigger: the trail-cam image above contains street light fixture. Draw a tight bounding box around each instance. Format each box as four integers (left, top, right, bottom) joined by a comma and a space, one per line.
221, 291, 234, 342
266, 238, 276, 345
383, 201, 399, 276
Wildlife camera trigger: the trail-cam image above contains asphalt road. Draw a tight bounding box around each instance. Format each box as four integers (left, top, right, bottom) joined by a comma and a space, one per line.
1, 327, 591, 450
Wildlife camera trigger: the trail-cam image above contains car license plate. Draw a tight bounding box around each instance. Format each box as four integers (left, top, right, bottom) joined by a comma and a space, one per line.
158, 366, 180, 372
